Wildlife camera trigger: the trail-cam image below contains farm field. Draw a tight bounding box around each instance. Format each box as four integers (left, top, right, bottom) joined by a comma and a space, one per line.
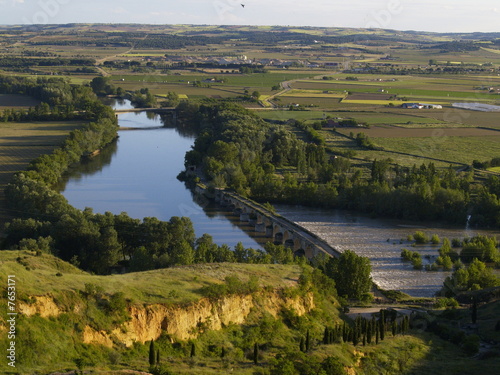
319, 125, 500, 168
0, 94, 41, 108
0, 121, 84, 222
335, 126, 500, 138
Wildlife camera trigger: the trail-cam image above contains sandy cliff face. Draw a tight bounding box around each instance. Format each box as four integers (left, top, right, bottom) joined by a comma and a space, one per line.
18, 289, 314, 348
96, 290, 314, 347
18, 295, 62, 318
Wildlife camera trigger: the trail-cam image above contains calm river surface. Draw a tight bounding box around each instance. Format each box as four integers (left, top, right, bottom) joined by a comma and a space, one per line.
59, 100, 266, 249
59, 99, 498, 297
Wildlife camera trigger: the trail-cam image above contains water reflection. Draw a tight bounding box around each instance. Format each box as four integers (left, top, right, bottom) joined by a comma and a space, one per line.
100, 97, 135, 111
59, 106, 263, 249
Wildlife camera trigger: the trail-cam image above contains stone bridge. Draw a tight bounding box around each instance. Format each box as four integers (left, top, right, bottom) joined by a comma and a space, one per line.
196, 185, 341, 259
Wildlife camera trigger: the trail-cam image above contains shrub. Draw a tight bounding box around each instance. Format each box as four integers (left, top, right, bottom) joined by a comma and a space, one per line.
431, 234, 440, 245
413, 231, 429, 244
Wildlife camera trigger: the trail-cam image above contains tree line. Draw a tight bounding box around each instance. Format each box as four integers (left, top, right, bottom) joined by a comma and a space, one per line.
180, 101, 500, 228
0, 77, 373, 301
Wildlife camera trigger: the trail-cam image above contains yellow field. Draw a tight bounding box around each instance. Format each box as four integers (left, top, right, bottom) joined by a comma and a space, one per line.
156, 93, 189, 99
488, 166, 500, 172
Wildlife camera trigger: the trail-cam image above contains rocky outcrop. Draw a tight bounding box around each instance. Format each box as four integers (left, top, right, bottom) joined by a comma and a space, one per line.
88, 290, 315, 347
18, 295, 62, 318
17, 289, 315, 348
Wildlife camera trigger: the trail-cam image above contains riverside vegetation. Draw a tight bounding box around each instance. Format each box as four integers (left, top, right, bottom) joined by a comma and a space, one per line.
0, 75, 499, 375
1, 25, 500, 373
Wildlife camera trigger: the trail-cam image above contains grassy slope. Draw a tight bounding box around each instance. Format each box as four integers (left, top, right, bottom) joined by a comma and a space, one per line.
0, 251, 305, 373
0, 250, 302, 305
0, 256, 499, 373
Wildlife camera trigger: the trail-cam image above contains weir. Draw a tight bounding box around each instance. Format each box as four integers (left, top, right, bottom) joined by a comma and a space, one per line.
195, 184, 341, 259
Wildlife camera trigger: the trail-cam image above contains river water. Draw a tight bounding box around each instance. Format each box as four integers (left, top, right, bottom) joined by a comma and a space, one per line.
275, 205, 500, 297
59, 99, 266, 249
59, 99, 499, 297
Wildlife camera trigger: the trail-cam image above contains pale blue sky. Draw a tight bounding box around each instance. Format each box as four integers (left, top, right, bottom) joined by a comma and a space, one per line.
0, 0, 499, 33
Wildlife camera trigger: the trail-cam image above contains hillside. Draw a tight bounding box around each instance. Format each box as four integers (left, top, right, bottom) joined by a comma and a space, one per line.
1, 251, 500, 374
0, 251, 319, 373
0, 250, 302, 304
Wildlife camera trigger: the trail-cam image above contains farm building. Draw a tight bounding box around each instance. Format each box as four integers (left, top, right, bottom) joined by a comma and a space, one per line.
402, 103, 423, 109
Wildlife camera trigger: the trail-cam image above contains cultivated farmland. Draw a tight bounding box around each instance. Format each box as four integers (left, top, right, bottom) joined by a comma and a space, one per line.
0, 121, 84, 222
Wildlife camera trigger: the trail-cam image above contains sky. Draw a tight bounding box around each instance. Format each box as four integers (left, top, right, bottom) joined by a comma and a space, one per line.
0, 0, 499, 33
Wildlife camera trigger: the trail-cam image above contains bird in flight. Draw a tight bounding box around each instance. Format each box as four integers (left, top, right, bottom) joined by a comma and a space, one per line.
241, 4, 245, 7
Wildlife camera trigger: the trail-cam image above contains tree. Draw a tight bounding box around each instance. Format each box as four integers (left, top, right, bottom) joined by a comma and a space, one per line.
325, 250, 372, 299
253, 343, 259, 364
164, 91, 179, 107
149, 340, 156, 366
90, 76, 115, 96
322, 356, 347, 375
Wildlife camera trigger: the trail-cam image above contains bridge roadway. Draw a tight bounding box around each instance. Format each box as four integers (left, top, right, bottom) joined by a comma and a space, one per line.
196, 184, 341, 259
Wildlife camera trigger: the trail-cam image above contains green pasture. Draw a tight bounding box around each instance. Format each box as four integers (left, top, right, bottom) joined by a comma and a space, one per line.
295, 75, 500, 92
296, 82, 496, 101
110, 72, 313, 89
0, 120, 84, 187
0, 120, 84, 222
488, 166, 500, 172
255, 110, 326, 122
340, 112, 468, 128
319, 127, 500, 168
367, 135, 500, 166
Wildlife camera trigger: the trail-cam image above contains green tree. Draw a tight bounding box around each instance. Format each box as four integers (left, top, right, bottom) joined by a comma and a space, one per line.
149, 340, 156, 366
322, 356, 347, 375
253, 343, 259, 364
325, 250, 372, 299
90, 76, 115, 96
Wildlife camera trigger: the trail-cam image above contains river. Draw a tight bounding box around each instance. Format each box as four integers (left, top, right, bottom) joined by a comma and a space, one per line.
275, 205, 499, 297
58, 99, 266, 249
59, 99, 499, 297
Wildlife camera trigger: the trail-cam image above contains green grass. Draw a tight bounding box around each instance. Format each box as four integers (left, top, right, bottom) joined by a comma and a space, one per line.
488, 166, 500, 172
255, 110, 326, 122
0, 251, 302, 305
319, 128, 500, 168
363, 136, 500, 166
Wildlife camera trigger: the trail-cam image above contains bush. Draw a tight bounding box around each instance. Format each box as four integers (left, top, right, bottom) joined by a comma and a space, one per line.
433, 297, 459, 309
413, 231, 429, 244
431, 234, 440, 245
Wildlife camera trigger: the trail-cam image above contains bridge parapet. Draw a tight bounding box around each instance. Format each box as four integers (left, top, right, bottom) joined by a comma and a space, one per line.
196, 184, 341, 259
